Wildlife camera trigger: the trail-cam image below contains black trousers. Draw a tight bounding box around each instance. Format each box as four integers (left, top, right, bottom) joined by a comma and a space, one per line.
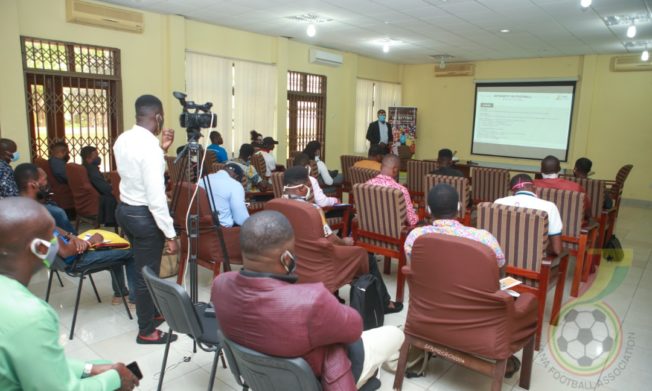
115, 203, 164, 335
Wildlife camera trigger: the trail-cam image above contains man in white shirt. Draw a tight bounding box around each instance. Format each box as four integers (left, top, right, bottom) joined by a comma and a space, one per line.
199, 163, 249, 227
114, 94, 179, 345
494, 174, 563, 255
258, 137, 279, 177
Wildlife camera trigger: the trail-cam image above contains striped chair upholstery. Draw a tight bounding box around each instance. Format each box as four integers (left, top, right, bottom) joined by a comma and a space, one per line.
476, 202, 569, 350
610, 164, 633, 200
341, 155, 365, 186
423, 174, 471, 225
406, 159, 438, 202
535, 188, 598, 297
352, 183, 410, 302
566, 177, 606, 219
271, 172, 285, 198
251, 152, 268, 179
471, 167, 510, 203
285, 157, 294, 169
350, 167, 379, 186
165, 156, 182, 184
209, 162, 225, 175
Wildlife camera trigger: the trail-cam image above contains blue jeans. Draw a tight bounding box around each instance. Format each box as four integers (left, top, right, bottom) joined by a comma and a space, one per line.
45, 203, 77, 235
74, 249, 136, 302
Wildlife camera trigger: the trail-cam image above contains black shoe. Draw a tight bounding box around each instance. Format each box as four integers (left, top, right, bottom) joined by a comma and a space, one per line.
384, 301, 404, 314
136, 330, 178, 345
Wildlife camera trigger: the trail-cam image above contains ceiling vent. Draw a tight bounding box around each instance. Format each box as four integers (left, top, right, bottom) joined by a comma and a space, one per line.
66, 0, 144, 33
611, 55, 652, 72
309, 48, 343, 67
434, 63, 475, 77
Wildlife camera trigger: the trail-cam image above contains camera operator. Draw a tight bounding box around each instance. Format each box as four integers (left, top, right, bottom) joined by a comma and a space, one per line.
114, 94, 179, 345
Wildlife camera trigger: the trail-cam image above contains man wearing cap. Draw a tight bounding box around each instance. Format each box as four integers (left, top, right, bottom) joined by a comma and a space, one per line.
199, 163, 249, 227
258, 136, 280, 177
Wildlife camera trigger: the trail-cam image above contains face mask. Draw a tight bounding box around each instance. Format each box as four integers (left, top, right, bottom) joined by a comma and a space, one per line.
379, 115, 386, 123
92, 157, 101, 166
36, 184, 52, 201
279, 250, 297, 274
305, 165, 311, 175
30, 237, 59, 269
11, 151, 20, 162
314, 155, 321, 162
283, 184, 311, 201
155, 114, 163, 136
541, 173, 559, 179
63, 154, 70, 163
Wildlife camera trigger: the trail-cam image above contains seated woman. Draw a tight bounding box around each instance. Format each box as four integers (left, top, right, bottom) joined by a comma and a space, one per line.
302, 140, 343, 186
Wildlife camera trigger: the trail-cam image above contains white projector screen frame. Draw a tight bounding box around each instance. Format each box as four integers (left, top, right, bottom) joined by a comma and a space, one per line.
471, 81, 576, 161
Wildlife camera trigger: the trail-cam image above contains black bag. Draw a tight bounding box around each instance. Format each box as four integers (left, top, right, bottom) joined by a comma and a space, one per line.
604, 235, 624, 262
349, 274, 384, 330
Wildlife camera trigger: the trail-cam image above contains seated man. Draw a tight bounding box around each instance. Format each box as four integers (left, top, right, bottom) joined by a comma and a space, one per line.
199, 163, 249, 227
366, 154, 419, 226
80, 146, 117, 226
207, 130, 228, 163
0, 138, 19, 199
284, 166, 402, 313
293, 152, 339, 207
212, 210, 404, 390
431, 148, 463, 177
0, 197, 138, 391
230, 143, 270, 192
15, 163, 135, 306
534, 155, 591, 220
574, 157, 613, 209
353, 144, 384, 171
494, 174, 563, 255
258, 136, 281, 177
48, 141, 70, 184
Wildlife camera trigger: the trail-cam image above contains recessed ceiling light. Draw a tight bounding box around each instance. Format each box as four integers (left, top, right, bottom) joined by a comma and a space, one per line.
627, 24, 637, 38
500, 29, 510, 33
383, 43, 390, 53
643, 49, 650, 62
580, 0, 592, 8
306, 24, 316, 37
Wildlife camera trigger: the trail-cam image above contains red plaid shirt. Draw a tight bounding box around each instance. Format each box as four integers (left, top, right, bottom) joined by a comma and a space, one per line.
366, 174, 419, 226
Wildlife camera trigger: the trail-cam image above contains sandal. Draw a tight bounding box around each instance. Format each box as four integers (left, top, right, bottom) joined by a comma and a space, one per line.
384, 301, 404, 314
504, 355, 521, 378
136, 330, 178, 345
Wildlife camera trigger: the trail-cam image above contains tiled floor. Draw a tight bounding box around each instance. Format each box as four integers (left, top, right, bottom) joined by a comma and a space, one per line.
29, 204, 652, 391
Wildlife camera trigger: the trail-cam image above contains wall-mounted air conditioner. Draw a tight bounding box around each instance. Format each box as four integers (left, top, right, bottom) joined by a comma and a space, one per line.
434, 63, 475, 77
66, 0, 144, 33
611, 55, 652, 72
309, 48, 343, 67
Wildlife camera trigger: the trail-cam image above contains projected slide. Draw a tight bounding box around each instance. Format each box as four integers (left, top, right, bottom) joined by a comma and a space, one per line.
471, 82, 576, 161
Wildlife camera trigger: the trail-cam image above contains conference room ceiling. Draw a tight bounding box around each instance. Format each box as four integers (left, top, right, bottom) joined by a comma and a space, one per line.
100, 0, 652, 64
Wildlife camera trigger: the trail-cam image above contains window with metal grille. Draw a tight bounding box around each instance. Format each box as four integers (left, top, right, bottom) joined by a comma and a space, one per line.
21, 37, 122, 172
287, 71, 326, 158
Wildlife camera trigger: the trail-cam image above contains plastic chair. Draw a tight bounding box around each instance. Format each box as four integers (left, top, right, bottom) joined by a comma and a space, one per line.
142, 266, 225, 391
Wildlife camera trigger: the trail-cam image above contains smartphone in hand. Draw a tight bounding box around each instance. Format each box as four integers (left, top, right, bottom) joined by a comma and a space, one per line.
126, 361, 143, 380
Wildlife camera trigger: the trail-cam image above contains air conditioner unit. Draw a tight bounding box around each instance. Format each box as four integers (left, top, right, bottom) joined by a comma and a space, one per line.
610, 55, 652, 72
309, 48, 343, 67
434, 63, 475, 77
66, 0, 144, 33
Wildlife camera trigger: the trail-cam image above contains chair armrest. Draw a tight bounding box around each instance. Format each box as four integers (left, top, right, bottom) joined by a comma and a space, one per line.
542, 249, 569, 268
581, 221, 599, 233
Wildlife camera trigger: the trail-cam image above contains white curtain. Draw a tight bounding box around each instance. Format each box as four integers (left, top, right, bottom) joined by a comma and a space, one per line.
233, 60, 277, 154
354, 79, 375, 153
354, 79, 402, 153
185, 52, 234, 155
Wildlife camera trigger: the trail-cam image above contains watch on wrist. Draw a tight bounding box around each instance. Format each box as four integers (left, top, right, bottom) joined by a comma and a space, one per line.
166, 236, 178, 241
82, 363, 93, 378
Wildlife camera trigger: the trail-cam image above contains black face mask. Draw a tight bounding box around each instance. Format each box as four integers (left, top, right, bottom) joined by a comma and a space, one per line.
36, 184, 52, 201
92, 157, 101, 166
63, 154, 70, 163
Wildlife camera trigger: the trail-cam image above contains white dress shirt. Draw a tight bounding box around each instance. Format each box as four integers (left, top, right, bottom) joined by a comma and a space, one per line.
113, 124, 176, 239
260, 150, 276, 177
379, 121, 389, 144
308, 176, 337, 207
494, 191, 563, 236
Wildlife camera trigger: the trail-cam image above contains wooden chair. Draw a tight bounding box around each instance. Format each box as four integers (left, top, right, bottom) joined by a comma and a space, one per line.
348, 167, 379, 205
604, 164, 633, 244
423, 174, 471, 226
251, 152, 269, 179
535, 188, 598, 296
340, 154, 365, 197
406, 159, 438, 211
65, 163, 100, 231
109, 171, 121, 202
477, 202, 569, 350
471, 167, 510, 204
351, 183, 414, 302
165, 156, 183, 184
393, 234, 537, 391
34, 157, 75, 211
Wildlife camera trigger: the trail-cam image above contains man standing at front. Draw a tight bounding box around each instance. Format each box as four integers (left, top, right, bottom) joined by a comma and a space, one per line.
114, 95, 179, 344
366, 109, 393, 153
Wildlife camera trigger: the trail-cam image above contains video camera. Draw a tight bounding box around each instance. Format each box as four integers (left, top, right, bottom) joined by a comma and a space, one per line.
173, 91, 217, 141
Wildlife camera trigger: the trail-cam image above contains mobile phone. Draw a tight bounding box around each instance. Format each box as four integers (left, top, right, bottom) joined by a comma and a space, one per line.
126, 361, 143, 380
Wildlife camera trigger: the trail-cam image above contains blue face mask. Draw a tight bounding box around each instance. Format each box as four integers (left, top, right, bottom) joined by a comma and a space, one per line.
379, 115, 386, 123
11, 151, 20, 162
92, 157, 101, 166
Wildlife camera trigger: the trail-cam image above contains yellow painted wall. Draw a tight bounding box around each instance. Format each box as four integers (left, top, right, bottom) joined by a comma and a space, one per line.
402, 56, 652, 201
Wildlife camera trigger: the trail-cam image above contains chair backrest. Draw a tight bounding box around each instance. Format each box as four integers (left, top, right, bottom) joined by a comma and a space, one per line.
142, 266, 204, 339
349, 167, 379, 186
476, 202, 548, 279
340, 155, 365, 184
65, 163, 99, 217
610, 164, 633, 199
271, 172, 284, 198
405, 234, 515, 359
406, 160, 438, 194
221, 336, 321, 391
251, 152, 268, 178
471, 167, 510, 203
307, 160, 319, 178
286, 157, 294, 169
423, 174, 470, 218
566, 177, 605, 218
165, 156, 183, 184
109, 171, 121, 202
353, 183, 405, 250
535, 187, 585, 239
35, 157, 75, 210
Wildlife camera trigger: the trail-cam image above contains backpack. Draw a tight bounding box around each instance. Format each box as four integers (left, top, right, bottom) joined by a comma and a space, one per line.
349, 274, 384, 330
604, 235, 624, 262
